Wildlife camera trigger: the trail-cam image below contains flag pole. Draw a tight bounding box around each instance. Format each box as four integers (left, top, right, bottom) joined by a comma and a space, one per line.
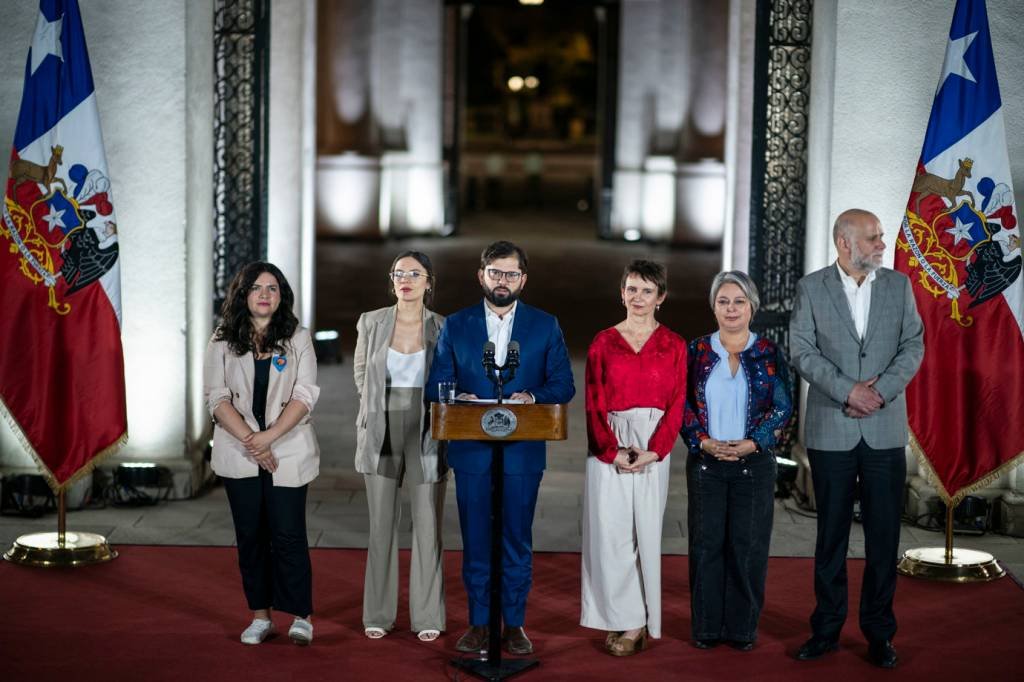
57, 489, 66, 548
944, 504, 954, 564
3, 484, 117, 568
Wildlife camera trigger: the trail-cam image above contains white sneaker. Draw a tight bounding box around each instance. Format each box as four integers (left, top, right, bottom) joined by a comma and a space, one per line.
240, 618, 275, 645
289, 617, 313, 645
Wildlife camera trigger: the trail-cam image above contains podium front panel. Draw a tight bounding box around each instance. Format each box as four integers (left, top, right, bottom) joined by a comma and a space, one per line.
430, 403, 568, 442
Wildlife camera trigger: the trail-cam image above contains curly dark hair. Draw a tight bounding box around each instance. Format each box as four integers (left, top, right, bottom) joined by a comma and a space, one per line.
215, 262, 299, 356
388, 250, 436, 307
621, 259, 668, 296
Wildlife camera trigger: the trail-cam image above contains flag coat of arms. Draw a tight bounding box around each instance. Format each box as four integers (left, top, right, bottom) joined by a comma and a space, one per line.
895, 0, 1023, 503
0, 0, 127, 490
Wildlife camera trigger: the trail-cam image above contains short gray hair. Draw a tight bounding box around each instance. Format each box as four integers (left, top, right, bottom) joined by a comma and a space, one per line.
709, 270, 760, 316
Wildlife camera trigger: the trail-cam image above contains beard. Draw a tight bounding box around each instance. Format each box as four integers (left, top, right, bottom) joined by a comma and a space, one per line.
482, 283, 520, 307
851, 246, 882, 273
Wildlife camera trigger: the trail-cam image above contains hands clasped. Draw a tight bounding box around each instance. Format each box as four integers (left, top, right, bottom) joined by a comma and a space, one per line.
844, 376, 884, 418
700, 438, 757, 462
613, 447, 659, 473
244, 430, 278, 473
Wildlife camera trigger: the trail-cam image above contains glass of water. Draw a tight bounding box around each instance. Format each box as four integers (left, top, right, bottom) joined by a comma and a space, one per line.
438, 380, 457, 404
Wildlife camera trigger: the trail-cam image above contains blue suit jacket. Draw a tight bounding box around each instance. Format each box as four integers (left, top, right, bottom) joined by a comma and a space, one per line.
426, 301, 575, 474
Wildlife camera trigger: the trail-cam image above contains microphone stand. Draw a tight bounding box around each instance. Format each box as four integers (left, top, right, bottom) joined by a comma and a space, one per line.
463, 347, 535, 681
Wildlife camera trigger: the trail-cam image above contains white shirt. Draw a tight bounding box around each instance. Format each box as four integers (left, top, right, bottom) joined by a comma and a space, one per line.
386, 348, 425, 388
836, 261, 876, 339
484, 300, 517, 367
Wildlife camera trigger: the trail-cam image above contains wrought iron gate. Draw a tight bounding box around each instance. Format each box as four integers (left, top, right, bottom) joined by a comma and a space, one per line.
212, 0, 270, 314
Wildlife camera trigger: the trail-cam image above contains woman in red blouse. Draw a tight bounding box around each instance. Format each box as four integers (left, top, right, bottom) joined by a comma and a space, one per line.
581, 260, 688, 656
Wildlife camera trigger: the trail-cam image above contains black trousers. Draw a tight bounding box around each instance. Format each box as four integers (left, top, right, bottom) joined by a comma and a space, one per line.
223, 468, 313, 618
808, 439, 905, 643
686, 452, 776, 642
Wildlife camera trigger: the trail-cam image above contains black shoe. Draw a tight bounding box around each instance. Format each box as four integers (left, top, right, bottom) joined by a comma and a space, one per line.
795, 636, 839, 660
455, 626, 488, 653
502, 626, 533, 655
692, 639, 719, 650
868, 640, 898, 668
728, 640, 755, 652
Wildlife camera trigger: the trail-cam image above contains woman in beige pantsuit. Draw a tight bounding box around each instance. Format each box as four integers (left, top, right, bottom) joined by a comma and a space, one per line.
354, 250, 447, 642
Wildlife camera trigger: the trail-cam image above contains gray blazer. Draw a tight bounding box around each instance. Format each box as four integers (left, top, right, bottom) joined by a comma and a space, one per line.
789, 264, 924, 451
353, 305, 446, 481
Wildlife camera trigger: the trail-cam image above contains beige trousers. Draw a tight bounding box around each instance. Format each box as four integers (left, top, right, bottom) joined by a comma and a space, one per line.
363, 387, 446, 632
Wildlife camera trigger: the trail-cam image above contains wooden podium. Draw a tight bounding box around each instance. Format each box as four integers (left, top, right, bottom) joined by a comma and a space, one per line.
432, 402, 568, 681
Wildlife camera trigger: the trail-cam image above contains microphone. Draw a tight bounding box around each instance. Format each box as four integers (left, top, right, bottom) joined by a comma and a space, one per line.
506, 341, 520, 369
505, 340, 520, 382
482, 341, 496, 371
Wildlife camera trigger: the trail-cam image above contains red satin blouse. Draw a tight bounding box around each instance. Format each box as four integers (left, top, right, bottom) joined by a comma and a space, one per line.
585, 325, 688, 463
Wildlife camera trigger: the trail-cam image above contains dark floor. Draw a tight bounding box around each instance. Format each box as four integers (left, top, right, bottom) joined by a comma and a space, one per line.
314, 208, 721, 354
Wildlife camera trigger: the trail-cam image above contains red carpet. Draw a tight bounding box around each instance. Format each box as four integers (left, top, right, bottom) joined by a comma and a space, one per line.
1, 547, 1022, 681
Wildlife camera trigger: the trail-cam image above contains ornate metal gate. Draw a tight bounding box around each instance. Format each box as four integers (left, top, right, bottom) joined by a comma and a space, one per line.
212, 0, 270, 314
748, 0, 813, 448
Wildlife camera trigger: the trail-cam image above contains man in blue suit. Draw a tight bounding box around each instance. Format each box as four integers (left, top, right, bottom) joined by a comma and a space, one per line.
427, 241, 575, 655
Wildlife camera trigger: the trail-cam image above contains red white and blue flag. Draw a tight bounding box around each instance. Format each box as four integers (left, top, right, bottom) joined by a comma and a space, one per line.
896, 0, 1022, 503
0, 0, 126, 491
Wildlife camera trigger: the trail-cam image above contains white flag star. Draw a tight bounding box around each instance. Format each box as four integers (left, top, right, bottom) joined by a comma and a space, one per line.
42, 204, 66, 233
946, 216, 974, 245
30, 12, 63, 76
937, 31, 978, 94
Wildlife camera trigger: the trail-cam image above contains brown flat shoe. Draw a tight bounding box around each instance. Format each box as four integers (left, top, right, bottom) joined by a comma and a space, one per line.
605, 631, 623, 650
502, 626, 533, 655
455, 625, 488, 653
609, 627, 648, 657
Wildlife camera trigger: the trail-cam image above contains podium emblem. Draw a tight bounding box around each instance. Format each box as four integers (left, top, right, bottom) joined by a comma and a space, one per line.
481, 407, 518, 438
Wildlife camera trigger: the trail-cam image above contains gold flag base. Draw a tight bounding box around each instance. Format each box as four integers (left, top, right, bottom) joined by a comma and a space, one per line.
897, 546, 1004, 583
3, 531, 118, 568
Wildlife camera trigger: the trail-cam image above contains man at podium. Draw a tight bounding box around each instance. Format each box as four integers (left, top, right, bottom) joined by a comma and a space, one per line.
427, 241, 575, 656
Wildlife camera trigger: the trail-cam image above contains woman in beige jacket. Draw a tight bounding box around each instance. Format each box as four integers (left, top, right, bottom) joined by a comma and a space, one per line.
355, 250, 446, 642
203, 262, 320, 646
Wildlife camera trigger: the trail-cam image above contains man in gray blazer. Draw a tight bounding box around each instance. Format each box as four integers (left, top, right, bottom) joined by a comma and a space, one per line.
789, 208, 924, 669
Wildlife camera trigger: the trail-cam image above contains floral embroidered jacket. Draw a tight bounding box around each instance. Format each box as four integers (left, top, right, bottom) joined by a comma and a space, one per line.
681, 334, 793, 456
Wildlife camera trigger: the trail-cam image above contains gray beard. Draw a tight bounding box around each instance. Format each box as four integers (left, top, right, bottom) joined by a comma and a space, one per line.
852, 253, 881, 272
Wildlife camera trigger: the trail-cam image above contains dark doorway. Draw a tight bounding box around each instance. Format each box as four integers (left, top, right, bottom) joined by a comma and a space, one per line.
443, 1, 618, 239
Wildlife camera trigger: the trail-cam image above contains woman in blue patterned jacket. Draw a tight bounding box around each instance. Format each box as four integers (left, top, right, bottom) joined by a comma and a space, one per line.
681, 270, 792, 652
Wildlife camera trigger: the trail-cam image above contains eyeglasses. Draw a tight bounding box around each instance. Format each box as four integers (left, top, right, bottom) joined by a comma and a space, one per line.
390, 270, 426, 282
485, 268, 523, 283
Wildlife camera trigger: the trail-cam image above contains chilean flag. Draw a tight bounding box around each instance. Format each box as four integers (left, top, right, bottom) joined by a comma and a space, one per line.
0, 0, 126, 490
896, 0, 1023, 503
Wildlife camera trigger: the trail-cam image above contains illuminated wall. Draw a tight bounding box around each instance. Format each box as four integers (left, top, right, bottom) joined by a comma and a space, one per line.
611, 0, 728, 244
316, 0, 444, 237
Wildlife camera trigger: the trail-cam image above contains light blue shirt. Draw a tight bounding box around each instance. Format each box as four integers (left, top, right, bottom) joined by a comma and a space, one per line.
706, 331, 757, 441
